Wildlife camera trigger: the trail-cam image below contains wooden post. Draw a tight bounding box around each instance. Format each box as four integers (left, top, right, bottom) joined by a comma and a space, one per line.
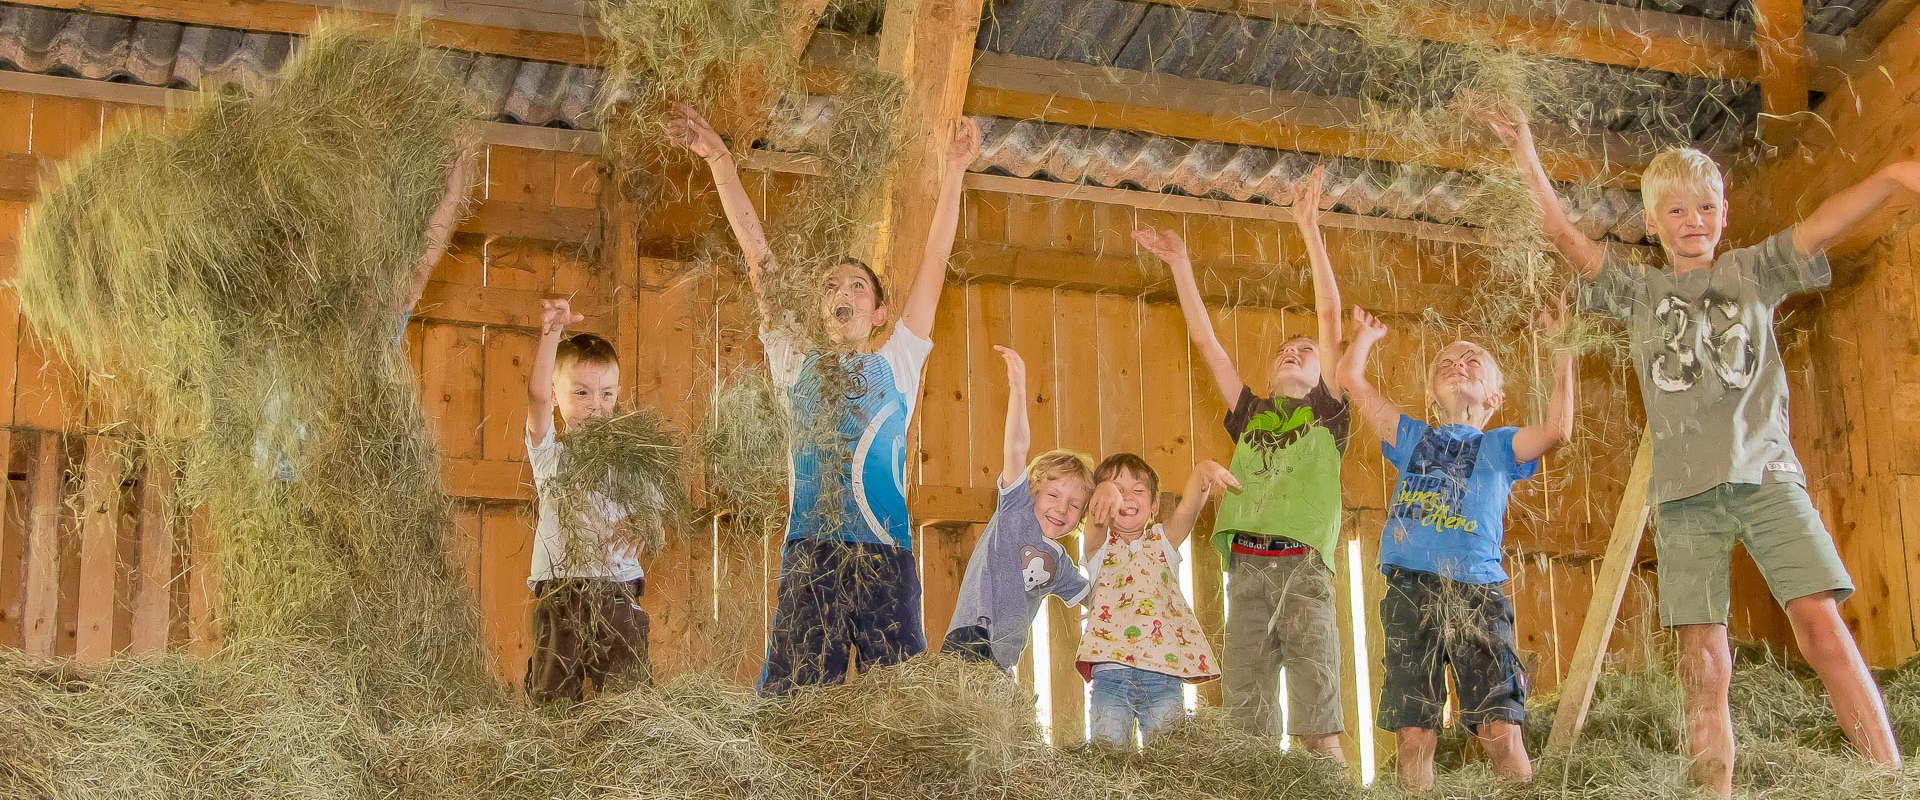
21, 432, 64, 657
75, 435, 124, 662
1754, 0, 1808, 144
1547, 432, 1655, 750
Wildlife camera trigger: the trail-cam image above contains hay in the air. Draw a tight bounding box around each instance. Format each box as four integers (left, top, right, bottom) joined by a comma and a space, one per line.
14, 16, 493, 718
549, 410, 690, 558
699, 367, 792, 536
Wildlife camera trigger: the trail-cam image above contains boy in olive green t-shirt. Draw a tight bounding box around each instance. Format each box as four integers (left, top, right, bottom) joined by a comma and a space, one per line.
1133, 165, 1349, 761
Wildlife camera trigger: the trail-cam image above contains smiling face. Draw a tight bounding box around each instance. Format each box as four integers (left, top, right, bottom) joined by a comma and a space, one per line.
820, 261, 889, 345
1427, 341, 1503, 424
553, 359, 620, 425
1100, 467, 1158, 536
1031, 475, 1093, 539
1645, 187, 1727, 267
1268, 335, 1321, 397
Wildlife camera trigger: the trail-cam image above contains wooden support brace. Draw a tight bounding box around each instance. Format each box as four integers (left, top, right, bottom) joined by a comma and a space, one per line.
1754, 0, 1809, 145
1547, 431, 1654, 750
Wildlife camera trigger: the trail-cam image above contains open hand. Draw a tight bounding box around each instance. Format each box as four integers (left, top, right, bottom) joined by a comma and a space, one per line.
948, 117, 982, 172
666, 102, 729, 161
1467, 93, 1529, 145
1193, 460, 1241, 494
1087, 481, 1122, 532
1286, 165, 1325, 228
1351, 306, 1387, 346
540, 298, 584, 337
1130, 228, 1189, 265
993, 345, 1026, 389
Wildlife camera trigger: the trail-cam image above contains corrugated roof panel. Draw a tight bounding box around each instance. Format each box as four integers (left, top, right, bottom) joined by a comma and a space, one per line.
1584, 0, 1886, 35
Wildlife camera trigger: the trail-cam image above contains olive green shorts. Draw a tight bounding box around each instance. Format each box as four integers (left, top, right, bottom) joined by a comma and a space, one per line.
1653, 482, 1853, 627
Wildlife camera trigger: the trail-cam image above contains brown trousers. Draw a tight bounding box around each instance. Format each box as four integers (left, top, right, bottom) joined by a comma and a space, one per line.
525, 577, 651, 704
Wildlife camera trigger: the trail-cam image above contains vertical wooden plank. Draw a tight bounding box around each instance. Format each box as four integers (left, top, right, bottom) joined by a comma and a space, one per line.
1049, 288, 1099, 744
21, 432, 62, 657
1140, 301, 1195, 488
1551, 559, 1597, 688
0, 92, 33, 154
420, 324, 485, 460
918, 523, 980, 645
186, 505, 219, 657
75, 436, 122, 662
640, 520, 715, 680
479, 507, 535, 685
1509, 553, 1561, 693
28, 95, 101, 160
964, 283, 1014, 489
916, 283, 972, 489
1094, 294, 1145, 458
13, 333, 81, 431
0, 432, 18, 648
1754, 0, 1809, 143
130, 457, 174, 654
450, 503, 483, 599
482, 329, 537, 463
1007, 287, 1060, 458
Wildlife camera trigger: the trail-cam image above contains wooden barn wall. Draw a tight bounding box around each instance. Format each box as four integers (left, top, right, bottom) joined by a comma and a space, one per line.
1726, 14, 1920, 668
0, 86, 1682, 738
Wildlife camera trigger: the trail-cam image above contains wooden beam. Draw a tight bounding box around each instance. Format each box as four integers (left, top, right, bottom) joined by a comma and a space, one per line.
442, 457, 534, 502
1547, 432, 1654, 750
7, 0, 604, 65
715, 0, 836, 145
1847, 0, 1920, 53
414, 281, 616, 336
1147, 0, 1851, 90
1754, 0, 1810, 144
866, 0, 989, 287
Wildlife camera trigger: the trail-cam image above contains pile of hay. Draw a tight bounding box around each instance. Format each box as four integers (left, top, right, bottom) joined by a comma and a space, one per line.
16, 16, 492, 718
549, 410, 689, 558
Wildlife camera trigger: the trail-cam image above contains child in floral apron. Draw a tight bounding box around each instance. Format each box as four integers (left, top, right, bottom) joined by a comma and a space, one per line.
1076, 454, 1235, 748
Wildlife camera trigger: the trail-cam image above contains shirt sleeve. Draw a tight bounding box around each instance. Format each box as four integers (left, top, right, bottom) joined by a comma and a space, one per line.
1380, 414, 1428, 470
1577, 247, 1646, 322
1222, 385, 1260, 441
996, 473, 1034, 514
1745, 227, 1832, 306
1486, 427, 1541, 482
1053, 557, 1091, 606
524, 425, 559, 484
877, 320, 935, 397
759, 320, 808, 391
1309, 380, 1353, 453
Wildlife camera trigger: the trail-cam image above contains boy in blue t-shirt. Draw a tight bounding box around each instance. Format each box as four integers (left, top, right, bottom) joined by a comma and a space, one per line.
670, 103, 981, 694
1339, 305, 1574, 792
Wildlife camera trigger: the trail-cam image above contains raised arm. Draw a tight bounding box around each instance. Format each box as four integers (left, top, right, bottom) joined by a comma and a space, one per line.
526, 299, 583, 445
1164, 460, 1240, 547
1288, 165, 1344, 389
1338, 306, 1405, 445
1477, 99, 1604, 278
404, 148, 475, 313
898, 118, 982, 339
995, 345, 1031, 489
668, 103, 778, 320
1512, 302, 1576, 463
1133, 227, 1242, 400
1792, 161, 1920, 255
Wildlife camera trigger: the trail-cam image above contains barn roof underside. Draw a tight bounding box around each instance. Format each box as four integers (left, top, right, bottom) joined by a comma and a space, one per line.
0, 0, 1899, 246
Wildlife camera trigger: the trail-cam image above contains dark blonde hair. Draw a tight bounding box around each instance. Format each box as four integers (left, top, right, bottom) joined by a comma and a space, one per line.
1027, 449, 1095, 496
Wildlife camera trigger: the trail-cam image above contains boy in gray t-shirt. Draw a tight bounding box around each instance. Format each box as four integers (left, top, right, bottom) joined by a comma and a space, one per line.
941, 347, 1095, 670
1487, 100, 1917, 795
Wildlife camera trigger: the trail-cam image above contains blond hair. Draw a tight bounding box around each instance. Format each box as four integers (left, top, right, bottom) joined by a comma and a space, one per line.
1640, 147, 1724, 212
1027, 449, 1095, 496
1426, 340, 1505, 416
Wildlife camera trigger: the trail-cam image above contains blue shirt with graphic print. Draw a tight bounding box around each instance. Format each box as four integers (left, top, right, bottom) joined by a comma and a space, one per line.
764, 320, 932, 550
1378, 415, 1539, 584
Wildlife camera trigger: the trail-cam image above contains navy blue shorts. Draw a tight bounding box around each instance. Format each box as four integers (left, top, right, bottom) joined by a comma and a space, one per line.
1376, 566, 1527, 732
758, 538, 924, 695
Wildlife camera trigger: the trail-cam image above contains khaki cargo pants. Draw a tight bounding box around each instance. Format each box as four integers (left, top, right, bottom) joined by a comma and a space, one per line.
1222, 554, 1345, 737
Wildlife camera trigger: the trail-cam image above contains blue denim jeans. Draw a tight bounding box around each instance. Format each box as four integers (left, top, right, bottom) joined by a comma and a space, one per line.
1089, 666, 1186, 747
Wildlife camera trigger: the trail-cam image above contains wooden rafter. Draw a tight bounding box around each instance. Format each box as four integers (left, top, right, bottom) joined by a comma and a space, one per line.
1754, 0, 1810, 144
1147, 0, 1854, 90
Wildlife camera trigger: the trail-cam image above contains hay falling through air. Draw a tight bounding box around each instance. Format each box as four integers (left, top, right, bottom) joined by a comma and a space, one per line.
550, 410, 689, 559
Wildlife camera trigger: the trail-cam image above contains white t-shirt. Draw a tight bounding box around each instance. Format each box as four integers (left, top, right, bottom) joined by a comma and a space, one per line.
526, 427, 644, 586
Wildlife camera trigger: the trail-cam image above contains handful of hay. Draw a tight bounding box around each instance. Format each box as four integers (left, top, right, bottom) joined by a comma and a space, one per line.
699, 368, 792, 536
549, 410, 689, 558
